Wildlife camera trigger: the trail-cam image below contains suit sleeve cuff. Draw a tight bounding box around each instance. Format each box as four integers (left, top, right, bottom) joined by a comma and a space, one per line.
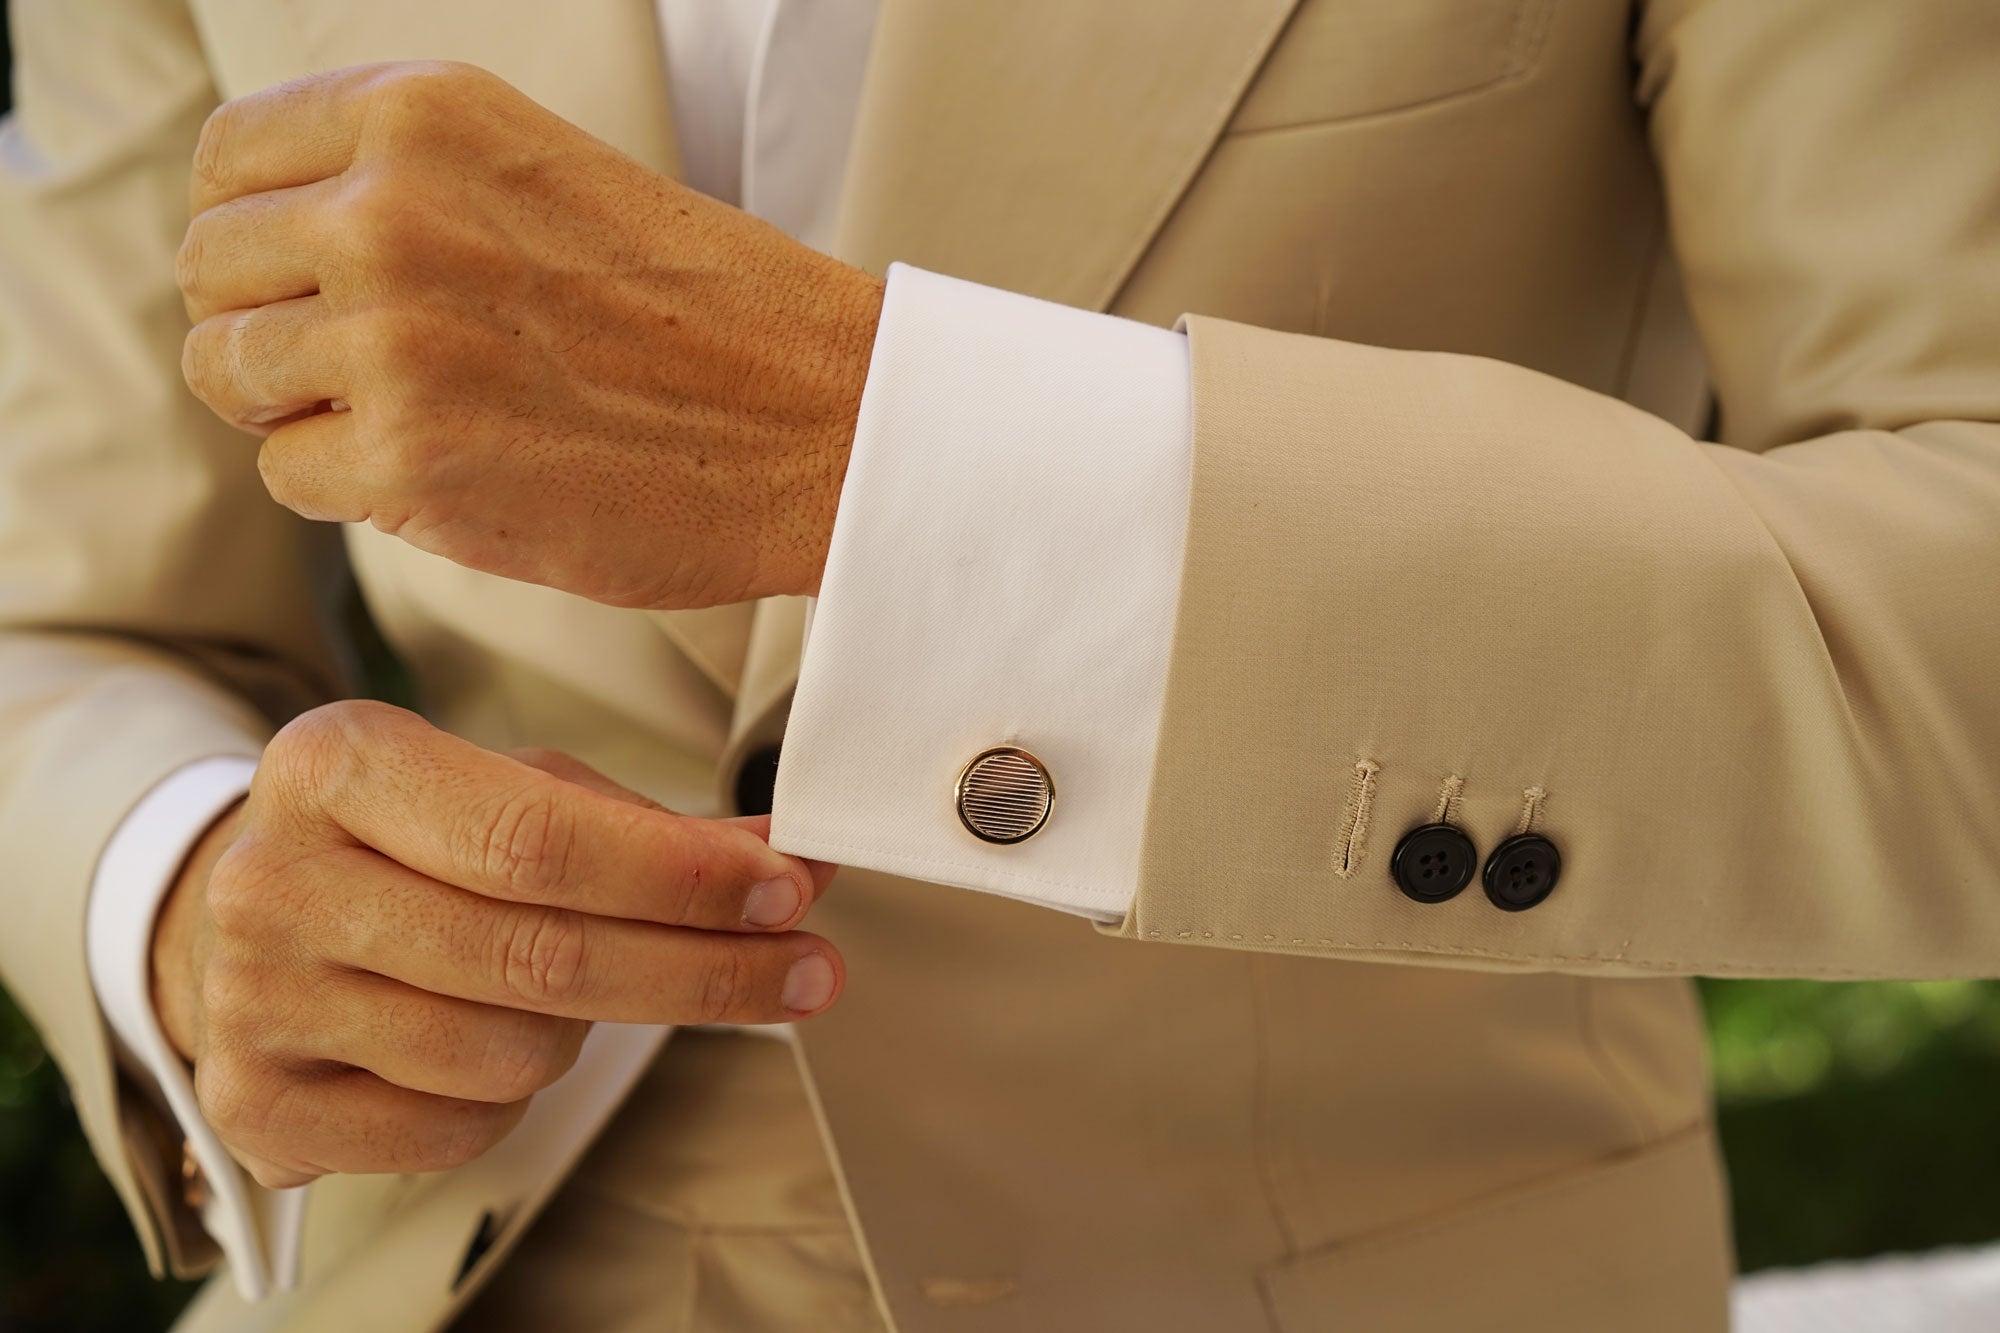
770, 264, 1192, 921
84, 755, 307, 1300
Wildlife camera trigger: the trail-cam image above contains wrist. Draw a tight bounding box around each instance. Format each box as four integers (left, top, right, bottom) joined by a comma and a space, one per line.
785, 264, 884, 600
150, 800, 243, 1063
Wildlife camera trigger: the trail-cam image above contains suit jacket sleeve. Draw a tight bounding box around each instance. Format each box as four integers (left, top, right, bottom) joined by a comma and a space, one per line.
0, 0, 343, 1275
1109, 0, 2000, 979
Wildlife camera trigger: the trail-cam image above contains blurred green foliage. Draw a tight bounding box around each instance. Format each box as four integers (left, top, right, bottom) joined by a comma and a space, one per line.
1703, 978, 2000, 1271
8, 978, 2000, 1329
0, 987, 197, 1330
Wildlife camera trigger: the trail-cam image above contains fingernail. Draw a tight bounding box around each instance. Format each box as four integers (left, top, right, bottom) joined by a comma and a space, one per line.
743, 877, 802, 927
782, 953, 836, 1013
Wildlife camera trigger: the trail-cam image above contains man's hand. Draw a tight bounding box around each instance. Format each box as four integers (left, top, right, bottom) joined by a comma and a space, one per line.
177, 62, 883, 610
148, 700, 841, 1188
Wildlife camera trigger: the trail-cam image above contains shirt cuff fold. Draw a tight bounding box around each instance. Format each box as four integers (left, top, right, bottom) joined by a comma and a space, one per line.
772, 264, 1193, 921
84, 755, 305, 1301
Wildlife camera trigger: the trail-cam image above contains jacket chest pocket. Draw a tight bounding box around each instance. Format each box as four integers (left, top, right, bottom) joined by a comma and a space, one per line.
1228, 0, 1557, 134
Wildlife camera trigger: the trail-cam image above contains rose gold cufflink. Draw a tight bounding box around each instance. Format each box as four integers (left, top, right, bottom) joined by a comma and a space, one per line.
954, 746, 1054, 844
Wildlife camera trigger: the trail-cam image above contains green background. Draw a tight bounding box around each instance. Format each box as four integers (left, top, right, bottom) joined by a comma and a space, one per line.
5, 9, 2000, 1330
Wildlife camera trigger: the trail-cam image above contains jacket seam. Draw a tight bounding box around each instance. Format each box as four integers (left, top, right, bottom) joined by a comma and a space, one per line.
1134, 928, 1923, 979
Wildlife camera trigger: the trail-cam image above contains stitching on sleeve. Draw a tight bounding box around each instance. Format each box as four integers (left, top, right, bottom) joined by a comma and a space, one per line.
1333, 760, 1380, 879
1140, 927, 1895, 979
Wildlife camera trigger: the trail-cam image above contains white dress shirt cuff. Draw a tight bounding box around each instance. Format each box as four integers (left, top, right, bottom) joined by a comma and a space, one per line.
771, 264, 1192, 921
84, 755, 305, 1301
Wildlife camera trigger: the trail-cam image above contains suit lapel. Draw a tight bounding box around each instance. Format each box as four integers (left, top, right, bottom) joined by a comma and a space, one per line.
832, 0, 1306, 310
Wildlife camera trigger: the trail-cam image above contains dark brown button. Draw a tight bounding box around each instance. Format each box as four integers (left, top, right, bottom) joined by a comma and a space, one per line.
1391, 823, 1476, 903
1483, 833, 1562, 911
734, 744, 781, 817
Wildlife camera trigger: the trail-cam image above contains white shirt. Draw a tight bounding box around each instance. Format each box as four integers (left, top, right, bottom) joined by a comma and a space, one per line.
83, 0, 1192, 1298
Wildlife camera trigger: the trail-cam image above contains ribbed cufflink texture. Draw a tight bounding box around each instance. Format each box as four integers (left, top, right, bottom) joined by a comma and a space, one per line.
954, 746, 1054, 844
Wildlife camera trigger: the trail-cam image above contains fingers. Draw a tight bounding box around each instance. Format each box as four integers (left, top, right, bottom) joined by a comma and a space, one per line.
278, 970, 588, 1104
189, 67, 379, 214
183, 296, 346, 433
725, 814, 839, 903
256, 408, 370, 520
180, 178, 336, 323
271, 705, 820, 932
298, 845, 844, 1024
190, 62, 505, 214
197, 1053, 529, 1184
511, 747, 839, 908
509, 747, 669, 810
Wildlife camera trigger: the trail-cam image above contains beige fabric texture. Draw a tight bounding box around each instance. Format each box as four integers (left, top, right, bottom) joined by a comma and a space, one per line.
2, 0, 1992, 1328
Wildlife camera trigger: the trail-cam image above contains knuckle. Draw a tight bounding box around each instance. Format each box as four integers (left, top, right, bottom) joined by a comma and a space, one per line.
424, 1133, 481, 1174
174, 224, 208, 303
190, 101, 239, 198
692, 943, 756, 1025
429, 1119, 497, 1174
370, 420, 449, 498
480, 784, 576, 898
371, 61, 492, 129
337, 173, 426, 263
340, 308, 438, 423
499, 908, 589, 1008
244, 1157, 312, 1190
374, 65, 449, 121
197, 953, 263, 1030
477, 1014, 567, 1101
507, 747, 566, 774
181, 323, 221, 403
203, 842, 274, 937
267, 700, 403, 799
428, 1099, 519, 1173
254, 436, 300, 508
352, 304, 434, 372
267, 704, 352, 782
195, 1052, 280, 1143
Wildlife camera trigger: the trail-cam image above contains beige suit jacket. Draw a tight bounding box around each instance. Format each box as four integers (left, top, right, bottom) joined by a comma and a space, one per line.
3, 0, 1994, 1327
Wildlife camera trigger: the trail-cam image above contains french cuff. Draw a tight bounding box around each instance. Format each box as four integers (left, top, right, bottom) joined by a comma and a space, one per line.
770, 264, 1192, 922
84, 755, 307, 1301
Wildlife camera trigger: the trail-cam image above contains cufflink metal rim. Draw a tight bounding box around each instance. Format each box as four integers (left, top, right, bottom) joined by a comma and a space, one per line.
954, 746, 1055, 845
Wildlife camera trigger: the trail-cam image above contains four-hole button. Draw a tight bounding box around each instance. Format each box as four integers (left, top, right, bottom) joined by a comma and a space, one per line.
1483, 833, 1562, 911
1390, 823, 1477, 904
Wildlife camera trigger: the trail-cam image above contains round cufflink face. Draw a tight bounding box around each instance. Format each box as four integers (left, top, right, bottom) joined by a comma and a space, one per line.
1391, 823, 1477, 903
954, 746, 1054, 844
1484, 833, 1562, 911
